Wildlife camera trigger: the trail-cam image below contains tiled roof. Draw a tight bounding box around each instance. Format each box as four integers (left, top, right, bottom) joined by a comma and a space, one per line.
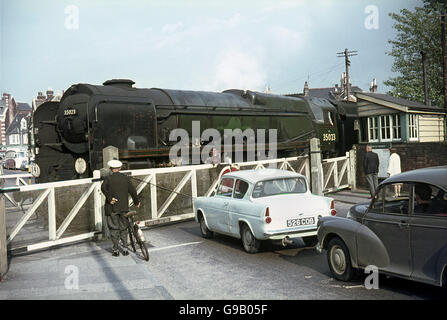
356, 92, 446, 112
17, 103, 32, 112
5, 113, 28, 135
286, 86, 363, 101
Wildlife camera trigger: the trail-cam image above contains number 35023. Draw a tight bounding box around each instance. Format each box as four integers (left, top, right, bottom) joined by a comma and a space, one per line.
322, 133, 336, 141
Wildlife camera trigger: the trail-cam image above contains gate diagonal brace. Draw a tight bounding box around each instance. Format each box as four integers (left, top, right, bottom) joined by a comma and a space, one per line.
157, 171, 193, 218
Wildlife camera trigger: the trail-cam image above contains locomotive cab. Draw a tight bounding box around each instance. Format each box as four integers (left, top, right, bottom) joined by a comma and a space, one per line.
303, 97, 338, 157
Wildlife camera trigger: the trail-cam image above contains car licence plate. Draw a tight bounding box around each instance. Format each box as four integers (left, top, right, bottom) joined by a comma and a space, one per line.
287, 217, 315, 227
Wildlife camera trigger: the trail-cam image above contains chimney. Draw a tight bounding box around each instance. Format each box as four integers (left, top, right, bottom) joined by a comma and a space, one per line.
369, 78, 378, 93
303, 81, 309, 96
37, 92, 46, 100
264, 85, 271, 94
46, 88, 54, 99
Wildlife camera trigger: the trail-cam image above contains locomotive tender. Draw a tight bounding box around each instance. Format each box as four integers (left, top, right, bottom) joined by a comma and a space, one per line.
33, 79, 355, 182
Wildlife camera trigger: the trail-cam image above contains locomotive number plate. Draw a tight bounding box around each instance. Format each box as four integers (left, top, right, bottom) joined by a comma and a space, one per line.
322, 133, 336, 141
64, 109, 77, 116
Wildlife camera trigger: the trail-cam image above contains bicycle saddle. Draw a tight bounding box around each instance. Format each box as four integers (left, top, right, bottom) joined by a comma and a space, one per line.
124, 211, 137, 217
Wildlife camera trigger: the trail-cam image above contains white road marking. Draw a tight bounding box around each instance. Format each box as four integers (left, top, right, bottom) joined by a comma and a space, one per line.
148, 241, 203, 252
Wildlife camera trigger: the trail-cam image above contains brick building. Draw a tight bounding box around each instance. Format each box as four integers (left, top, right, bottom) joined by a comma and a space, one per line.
0, 100, 7, 146
32, 88, 61, 111
0, 93, 18, 147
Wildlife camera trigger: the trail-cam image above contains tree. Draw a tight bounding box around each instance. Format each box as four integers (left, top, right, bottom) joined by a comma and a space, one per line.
385, 5, 445, 107
423, 0, 447, 108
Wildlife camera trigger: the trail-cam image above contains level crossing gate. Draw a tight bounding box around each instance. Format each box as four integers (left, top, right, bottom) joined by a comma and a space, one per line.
0, 150, 354, 254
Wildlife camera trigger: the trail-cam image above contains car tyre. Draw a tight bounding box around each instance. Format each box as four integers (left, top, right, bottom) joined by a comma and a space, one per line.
241, 224, 261, 254
327, 237, 355, 282
199, 214, 213, 239
303, 236, 318, 247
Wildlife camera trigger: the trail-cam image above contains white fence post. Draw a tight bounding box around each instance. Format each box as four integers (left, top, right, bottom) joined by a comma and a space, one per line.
93, 170, 103, 235
310, 138, 323, 195
48, 187, 56, 241
348, 149, 357, 191
191, 168, 197, 199
150, 173, 158, 220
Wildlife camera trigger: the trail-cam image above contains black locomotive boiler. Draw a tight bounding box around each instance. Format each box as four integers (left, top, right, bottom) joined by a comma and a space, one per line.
32, 79, 355, 182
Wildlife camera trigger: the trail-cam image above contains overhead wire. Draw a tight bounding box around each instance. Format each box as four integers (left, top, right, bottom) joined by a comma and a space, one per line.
273, 61, 346, 92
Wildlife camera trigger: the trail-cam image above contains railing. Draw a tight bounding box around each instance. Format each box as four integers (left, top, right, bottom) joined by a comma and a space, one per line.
321, 151, 355, 194
0, 173, 34, 208
1, 155, 311, 254
1, 150, 355, 254
3, 173, 103, 253
126, 155, 310, 227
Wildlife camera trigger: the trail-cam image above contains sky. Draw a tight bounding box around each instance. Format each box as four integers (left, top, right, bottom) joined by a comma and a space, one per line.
0, 0, 423, 104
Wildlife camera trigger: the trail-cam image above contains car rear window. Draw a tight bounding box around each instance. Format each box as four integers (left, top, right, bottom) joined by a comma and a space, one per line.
252, 177, 307, 198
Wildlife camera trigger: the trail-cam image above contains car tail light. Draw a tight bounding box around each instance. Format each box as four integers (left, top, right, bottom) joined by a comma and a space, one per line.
265, 207, 272, 224
330, 200, 336, 216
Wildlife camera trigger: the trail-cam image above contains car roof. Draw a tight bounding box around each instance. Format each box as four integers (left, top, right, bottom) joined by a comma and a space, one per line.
383, 166, 447, 190
223, 168, 304, 184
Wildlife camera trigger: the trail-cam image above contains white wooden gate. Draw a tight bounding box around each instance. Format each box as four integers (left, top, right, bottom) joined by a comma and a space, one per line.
1, 151, 355, 254
321, 152, 355, 194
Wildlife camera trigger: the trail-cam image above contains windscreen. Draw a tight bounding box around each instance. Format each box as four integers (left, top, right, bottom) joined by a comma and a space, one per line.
5, 151, 16, 158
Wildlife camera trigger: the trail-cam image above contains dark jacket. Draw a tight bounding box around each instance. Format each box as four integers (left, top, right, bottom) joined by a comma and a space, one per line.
364, 151, 379, 175
101, 171, 139, 215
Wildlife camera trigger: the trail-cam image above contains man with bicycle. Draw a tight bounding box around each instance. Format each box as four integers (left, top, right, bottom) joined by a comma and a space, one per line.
101, 159, 141, 257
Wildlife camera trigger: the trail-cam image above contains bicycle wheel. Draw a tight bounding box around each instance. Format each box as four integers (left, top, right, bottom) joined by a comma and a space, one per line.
134, 225, 149, 261
128, 226, 137, 252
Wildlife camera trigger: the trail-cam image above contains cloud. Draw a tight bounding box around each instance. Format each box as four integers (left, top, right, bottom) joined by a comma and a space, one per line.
262, 0, 334, 12
268, 26, 306, 50
208, 49, 267, 91
149, 13, 246, 52
262, 0, 305, 12
161, 21, 184, 34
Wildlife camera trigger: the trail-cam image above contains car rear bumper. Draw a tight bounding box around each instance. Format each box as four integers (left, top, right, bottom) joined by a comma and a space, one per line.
263, 227, 318, 240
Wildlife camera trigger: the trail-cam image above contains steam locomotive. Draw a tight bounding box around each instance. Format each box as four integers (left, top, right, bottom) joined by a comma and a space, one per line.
32, 79, 358, 182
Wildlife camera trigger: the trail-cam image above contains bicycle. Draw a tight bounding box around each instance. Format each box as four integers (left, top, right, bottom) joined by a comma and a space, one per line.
121, 210, 149, 261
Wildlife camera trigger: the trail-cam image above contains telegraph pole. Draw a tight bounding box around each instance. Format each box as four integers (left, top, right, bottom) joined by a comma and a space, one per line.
337, 48, 358, 101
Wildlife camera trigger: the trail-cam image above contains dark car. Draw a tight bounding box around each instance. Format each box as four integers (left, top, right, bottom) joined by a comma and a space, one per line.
317, 166, 447, 287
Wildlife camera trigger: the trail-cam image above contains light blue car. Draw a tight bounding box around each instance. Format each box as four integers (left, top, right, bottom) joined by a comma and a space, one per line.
193, 169, 336, 253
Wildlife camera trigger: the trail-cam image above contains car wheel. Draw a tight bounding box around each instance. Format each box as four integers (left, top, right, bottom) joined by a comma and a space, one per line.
241, 224, 261, 254
303, 236, 318, 247
327, 237, 355, 282
199, 214, 213, 239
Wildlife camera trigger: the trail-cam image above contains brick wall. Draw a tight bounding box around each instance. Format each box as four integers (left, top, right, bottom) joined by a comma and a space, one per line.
354, 142, 447, 189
